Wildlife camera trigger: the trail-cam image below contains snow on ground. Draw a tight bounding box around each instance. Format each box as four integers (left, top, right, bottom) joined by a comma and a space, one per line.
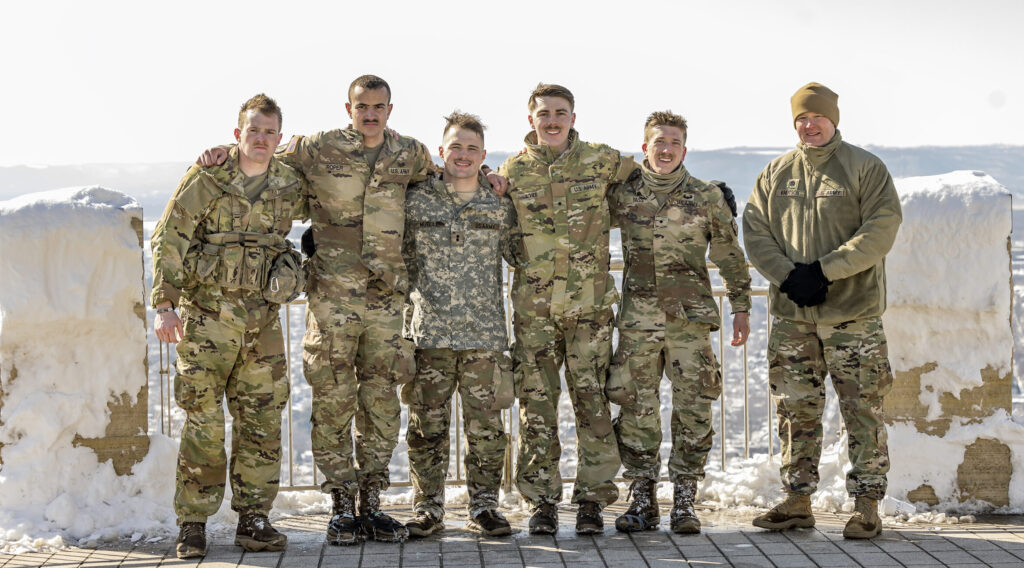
2, 171, 1023, 551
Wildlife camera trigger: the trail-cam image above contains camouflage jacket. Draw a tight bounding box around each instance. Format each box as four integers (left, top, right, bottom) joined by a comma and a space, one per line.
609, 167, 751, 331
151, 147, 307, 310
498, 130, 636, 319
743, 131, 902, 324
402, 172, 524, 350
278, 127, 432, 322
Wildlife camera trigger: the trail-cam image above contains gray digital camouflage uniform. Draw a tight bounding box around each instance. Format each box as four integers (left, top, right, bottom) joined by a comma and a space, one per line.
279, 127, 432, 498
401, 172, 523, 519
743, 131, 902, 499
607, 166, 751, 483
151, 148, 307, 523
499, 129, 637, 508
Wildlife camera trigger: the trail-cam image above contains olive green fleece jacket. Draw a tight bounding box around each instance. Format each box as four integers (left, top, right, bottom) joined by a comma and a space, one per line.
742, 131, 902, 325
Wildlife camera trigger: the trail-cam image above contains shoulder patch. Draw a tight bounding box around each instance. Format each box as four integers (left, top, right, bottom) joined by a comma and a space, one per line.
285, 135, 300, 155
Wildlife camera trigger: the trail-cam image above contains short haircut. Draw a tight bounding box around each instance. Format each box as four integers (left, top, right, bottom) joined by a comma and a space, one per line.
238, 93, 282, 130
442, 110, 486, 144
349, 74, 391, 103
528, 83, 575, 112
644, 110, 688, 145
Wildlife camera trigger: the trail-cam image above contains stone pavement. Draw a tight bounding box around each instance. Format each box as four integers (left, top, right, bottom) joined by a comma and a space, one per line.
3, 504, 1024, 567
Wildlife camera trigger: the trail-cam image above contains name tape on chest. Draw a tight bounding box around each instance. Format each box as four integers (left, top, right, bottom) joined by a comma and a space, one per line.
325, 163, 344, 172
570, 182, 602, 194
778, 180, 803, 197
518, 190, 540, 200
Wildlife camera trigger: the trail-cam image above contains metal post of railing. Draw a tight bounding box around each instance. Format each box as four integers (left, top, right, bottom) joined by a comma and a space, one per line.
743, 338, 749, 460
766, 293, 774, 462
454, 392, 463, 482
501, 407, 514, 494
719, 296, 726, 471
284, 302, 294, 488
159, 341, 168, 436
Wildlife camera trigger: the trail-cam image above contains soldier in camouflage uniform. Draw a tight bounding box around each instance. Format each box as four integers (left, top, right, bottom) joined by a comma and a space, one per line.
497, 84, 637, 535
743, 83, 902, 539
153, 94, 306, 559
401, 112, 524, 538
606, 111, 751, 534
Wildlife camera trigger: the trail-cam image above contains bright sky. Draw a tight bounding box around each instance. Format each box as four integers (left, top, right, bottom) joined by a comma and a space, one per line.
2, 0, 1021, 166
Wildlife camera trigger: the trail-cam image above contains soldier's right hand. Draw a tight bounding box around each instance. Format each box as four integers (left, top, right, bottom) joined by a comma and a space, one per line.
155, 310, 184, 344
196, 146, 228, 167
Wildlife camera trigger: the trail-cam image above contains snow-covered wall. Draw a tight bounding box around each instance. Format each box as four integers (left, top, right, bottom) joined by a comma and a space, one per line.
0, 187, 174, 551
883, 170, 1022, 509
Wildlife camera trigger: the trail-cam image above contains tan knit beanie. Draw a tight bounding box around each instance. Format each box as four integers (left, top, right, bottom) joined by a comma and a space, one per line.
791, 82, 839, 127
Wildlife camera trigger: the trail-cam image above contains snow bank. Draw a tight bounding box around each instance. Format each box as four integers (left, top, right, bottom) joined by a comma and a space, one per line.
0, 187, 176, 552
882, 171, 1022, 509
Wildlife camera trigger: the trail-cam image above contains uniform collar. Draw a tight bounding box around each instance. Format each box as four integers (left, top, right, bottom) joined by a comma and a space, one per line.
798, 130, 843, 168
523, 129, 581, 165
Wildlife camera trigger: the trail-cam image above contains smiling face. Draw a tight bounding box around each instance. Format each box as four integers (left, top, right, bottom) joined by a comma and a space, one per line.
439, 126, 486, 182
795, 112, 837, 147
642, 125, 687, 174
528, 95, 575, 153
234, 110, 282, 167
345, 86, 392, 146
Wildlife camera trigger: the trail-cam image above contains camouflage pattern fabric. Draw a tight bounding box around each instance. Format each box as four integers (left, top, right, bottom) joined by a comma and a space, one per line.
151, 149, 305, 523
173, 294, 288, 522
611, 316, 722, 483
404, 348, 508, 519
498, 129, 636, 319
303, 278, 415, 497
512, 309, 620, 507
402, 171, 524, 351
608, 166, 751, 332
280, 127, 431, 497
498, 129, 635, 508
767, 316, 893, 499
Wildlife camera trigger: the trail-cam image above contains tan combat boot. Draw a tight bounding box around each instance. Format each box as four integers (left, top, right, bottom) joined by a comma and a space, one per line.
752, 493, 815, 530
843, 496, 882, 539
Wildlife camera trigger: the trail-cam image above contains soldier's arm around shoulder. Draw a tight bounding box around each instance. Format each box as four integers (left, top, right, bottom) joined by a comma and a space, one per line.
706, 181, 752, 313
610, 149, 638, 184
402, 191, 419, 290
275, 133, 319, 176
410, 139, 434, 183
150, 166, 215, 308
818, 151, 903, 282
606, 167, 641, 229
500, 196, 526, 267
742, 164, 795, 286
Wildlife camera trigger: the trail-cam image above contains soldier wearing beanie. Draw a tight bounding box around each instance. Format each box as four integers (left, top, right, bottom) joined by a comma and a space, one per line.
742, 82, 902, 539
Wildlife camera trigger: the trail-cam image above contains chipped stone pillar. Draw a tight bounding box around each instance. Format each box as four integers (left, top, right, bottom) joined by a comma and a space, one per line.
0, 187, 150, 475
882, 171, 1013, 508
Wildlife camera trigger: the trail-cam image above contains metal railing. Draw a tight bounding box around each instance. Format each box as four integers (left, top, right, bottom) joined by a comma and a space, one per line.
156, 264, 773, 491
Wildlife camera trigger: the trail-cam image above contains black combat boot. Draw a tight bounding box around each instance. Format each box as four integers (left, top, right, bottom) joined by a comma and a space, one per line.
615, 477, 660, 532
234, 511, 287, 552
528, 502, 559, 535
175, 522, 206, 559
575, 501, 604, 535
670, 478, 701, 534
360, 483, 409, 542
326, 489, 361, 546
468, 509, 512, 536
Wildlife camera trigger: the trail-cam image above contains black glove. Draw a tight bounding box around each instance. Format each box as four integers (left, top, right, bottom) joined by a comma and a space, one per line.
711, 180, 738, 217
301, 227, 316, 257
779, 261, 830, 307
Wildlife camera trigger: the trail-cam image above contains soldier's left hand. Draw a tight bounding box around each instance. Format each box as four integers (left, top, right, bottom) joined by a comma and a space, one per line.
731, 312, 750, 346
487, 172, 509, 196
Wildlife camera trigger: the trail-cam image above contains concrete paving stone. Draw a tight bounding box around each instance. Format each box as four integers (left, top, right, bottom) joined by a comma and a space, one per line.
237, 552, 282, 567
597, 548, 644, 563
551, 537, 594, 551
761, 554, 816, 567
630, 533, 674, 547
285, 539, 325, 556
154, 558, 201, 568
988, 564, 1024, 568
561, 562, 605, 568
675, 544, 721, 558
791, 541, 841, 554
517, 551, 561, 565
833, 539, 885, 553
930, 550, 984, 564
706, 533, 751, 545
678, 556, 727, 565
481, 564, 524, 568
191, 562, 238, 568
358, 552, 401, 567
781, 529, 832, 542
968, 548, 1024, 563
803, 552, 859, 567
846, 551, 902, 566
481, 550, 523, 564
873, 538, 924, 553
744, 531, 790, 543
724, 556, 773, 568
592, 533, 636, 549
558, 547, 603, 564
887, 551, 942, 565
404, 540, 442, 553
117, 558, 164, 568
752, 541, 801, 556
440, 540, 479, 553
404, 553, 444, 567
645, 560, 693, 568
202, 545, 243, 561
279, 554, 322, 568
319, 543, 361, 557
994, 538, 1024, 550
517, 562, 562, 568
915, 539, 966, 552
718, 543, 761, 556
639, 545, 681, 557
439, 550, 482, 566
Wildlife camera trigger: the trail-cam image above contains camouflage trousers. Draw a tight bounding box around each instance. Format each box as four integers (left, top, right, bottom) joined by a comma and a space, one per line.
173, 293, 288, 523
303, 278, 416, 497
403, 348, 507, 519
611, 316, 721, 483
768, 316, 893, 499
513, 309, 620, 507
